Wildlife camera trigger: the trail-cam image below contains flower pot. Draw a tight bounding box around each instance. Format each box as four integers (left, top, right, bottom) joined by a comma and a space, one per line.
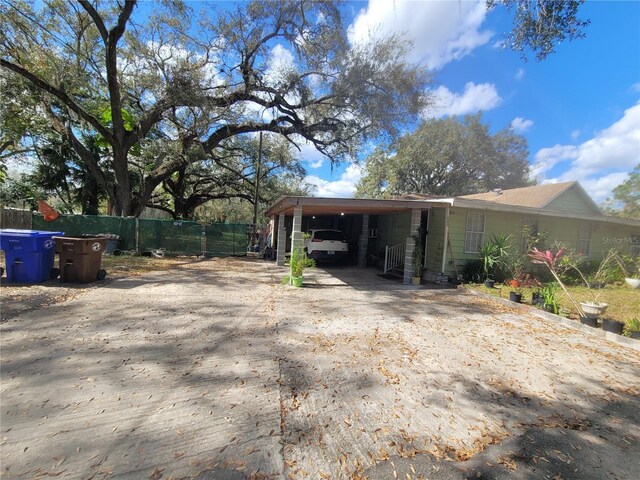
625, 277, 640, 289
509, 292, 522, 303
579, 316, 599, 328
411, 276, 421, 286
602, 319, 624, 335
629, 330, 640, 340
484, 279, 495, 289
579, 302, 608, 320
531, 292, 543, 306
290, 275, 303, 287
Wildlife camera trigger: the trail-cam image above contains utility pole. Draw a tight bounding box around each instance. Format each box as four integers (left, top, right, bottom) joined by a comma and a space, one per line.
252, 132, 263, 249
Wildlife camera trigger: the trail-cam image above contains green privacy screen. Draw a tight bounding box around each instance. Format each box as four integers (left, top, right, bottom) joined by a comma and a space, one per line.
32, 214, 247, 257
137, 219, 202, 256
32, 214, 137, 250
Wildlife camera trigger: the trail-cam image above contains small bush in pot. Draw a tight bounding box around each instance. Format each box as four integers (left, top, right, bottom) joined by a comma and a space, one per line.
288, 246, 315, 287
625, 318, 640, 339
538, 282, 560, 314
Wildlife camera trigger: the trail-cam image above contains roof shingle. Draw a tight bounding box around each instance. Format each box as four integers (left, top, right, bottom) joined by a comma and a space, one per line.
458, 182, 578, 208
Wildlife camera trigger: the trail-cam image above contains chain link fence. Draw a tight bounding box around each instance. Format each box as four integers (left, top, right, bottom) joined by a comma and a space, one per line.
30, 214, 248, 257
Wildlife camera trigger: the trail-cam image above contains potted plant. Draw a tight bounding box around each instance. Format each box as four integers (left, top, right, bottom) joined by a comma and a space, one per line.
288, 246, 315, 287
529, 247, 593, 323
611, 251, 640, 288
508, 279, 522, 303
531, 290, 543, 307
601, 318, 624, 335
412, 231, 424, 286
539, 282, 560, 314
625, 318, 640, 339
572, 251, 617, 321
529, 247, 616, 326
479, 234, 511, 288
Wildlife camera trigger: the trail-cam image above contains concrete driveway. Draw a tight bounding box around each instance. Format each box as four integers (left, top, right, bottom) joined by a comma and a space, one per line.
1, 258, 639, 479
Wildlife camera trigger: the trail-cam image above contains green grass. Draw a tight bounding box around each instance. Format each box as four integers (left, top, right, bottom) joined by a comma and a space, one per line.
465, 282, 640, 324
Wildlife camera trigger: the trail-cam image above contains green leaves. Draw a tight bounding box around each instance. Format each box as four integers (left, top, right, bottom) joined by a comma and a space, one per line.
356, 114, 532, 198
99, 106, 135, 132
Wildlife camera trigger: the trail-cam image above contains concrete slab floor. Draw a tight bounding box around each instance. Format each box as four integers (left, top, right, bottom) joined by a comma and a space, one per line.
1, 258, 638, 479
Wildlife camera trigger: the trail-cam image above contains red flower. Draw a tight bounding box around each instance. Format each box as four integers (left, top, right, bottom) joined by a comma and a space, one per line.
528, 247, 565, 268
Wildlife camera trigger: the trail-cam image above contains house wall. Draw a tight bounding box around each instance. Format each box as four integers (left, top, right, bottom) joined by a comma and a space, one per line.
425, 207, 446, 272
435, 207, 640, 276
545, 186, 598, 215
367, 212, 411, 259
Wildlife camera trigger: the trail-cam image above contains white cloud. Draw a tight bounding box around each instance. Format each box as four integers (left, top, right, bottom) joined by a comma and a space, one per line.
295, 141, 326, 170
510, 117, 533, 133
348, 0, 492, 70
305, 164, 363, 198
570, 129, 581, 140
426, 82, 502, 118
574, 172, 631, 203
631, 82, 640, 93
265, 44, 296, 87
515, 68, 525, 81
533, 102, 640, 202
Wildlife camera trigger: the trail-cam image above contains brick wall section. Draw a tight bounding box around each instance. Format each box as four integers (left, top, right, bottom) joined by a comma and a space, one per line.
276, 213, 286, 266
403, 209, 422, 284
358, 214, 369, 267
291, 207, 303, 252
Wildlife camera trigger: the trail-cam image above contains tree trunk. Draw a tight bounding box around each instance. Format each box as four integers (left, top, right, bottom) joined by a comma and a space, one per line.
112, 147, 131, 216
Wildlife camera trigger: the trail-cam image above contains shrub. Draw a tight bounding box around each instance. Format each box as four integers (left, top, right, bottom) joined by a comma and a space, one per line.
463, 259, 484, 283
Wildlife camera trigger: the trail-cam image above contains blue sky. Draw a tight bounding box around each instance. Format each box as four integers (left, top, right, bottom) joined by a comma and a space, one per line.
303, 0, 640, 203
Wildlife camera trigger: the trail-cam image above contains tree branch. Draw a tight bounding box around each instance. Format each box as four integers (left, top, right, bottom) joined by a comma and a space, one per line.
77, 0, 108, 42
0, 59, 114, 143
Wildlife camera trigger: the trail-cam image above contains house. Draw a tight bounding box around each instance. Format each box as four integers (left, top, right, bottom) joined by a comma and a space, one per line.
265, 182, 640, 284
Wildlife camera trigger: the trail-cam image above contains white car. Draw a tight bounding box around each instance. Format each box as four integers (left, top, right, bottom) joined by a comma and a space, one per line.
305, 229, 349, 262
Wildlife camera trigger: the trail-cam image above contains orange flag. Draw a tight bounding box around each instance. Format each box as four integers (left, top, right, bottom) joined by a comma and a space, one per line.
37, 200, 60, 222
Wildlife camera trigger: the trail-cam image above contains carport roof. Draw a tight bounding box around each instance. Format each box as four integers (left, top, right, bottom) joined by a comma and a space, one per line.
265, 196, 454, 217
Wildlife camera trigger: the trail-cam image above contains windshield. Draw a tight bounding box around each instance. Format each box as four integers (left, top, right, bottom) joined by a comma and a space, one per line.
313, 230, 346, 241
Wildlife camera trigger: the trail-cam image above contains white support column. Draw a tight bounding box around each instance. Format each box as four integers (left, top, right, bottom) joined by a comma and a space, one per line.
358, 214, 369, 267
440, 207, 450, 274
403, 208, 422, 284
276, 213, 286, 266
291, 207, 303, 252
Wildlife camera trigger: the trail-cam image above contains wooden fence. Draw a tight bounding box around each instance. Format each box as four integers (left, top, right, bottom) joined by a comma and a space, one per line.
0, 207, 32, 229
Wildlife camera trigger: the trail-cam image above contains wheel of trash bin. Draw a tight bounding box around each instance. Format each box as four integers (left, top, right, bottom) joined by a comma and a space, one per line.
50, 267, 60, 279
97, 269, 107, 280
112, 249, 122, 256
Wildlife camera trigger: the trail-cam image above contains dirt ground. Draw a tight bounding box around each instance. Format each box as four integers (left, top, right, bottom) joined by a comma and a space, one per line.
1, 257, 639, 479
0, 255, 185, 322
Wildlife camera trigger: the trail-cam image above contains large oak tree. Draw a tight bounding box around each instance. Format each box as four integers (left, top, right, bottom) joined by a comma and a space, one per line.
1, 0, 430, 216
355, 114, 533, 198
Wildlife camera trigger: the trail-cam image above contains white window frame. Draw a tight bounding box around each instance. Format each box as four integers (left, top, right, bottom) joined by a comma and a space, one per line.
577, 223, 592, 257
465, 212, 485, 254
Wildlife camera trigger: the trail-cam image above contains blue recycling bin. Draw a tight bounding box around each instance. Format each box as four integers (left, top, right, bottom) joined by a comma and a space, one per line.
0, 229, 64, 283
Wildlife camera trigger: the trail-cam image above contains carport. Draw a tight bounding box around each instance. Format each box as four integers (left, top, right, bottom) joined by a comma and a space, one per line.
265, 196, 454, 284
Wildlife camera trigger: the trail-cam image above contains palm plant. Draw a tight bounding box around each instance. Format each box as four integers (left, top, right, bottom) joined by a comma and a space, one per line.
479, 234, 511, 279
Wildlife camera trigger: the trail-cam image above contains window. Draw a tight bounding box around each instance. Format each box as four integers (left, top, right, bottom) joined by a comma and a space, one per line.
465, 212, 485, 253
577, 223, 591, 257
